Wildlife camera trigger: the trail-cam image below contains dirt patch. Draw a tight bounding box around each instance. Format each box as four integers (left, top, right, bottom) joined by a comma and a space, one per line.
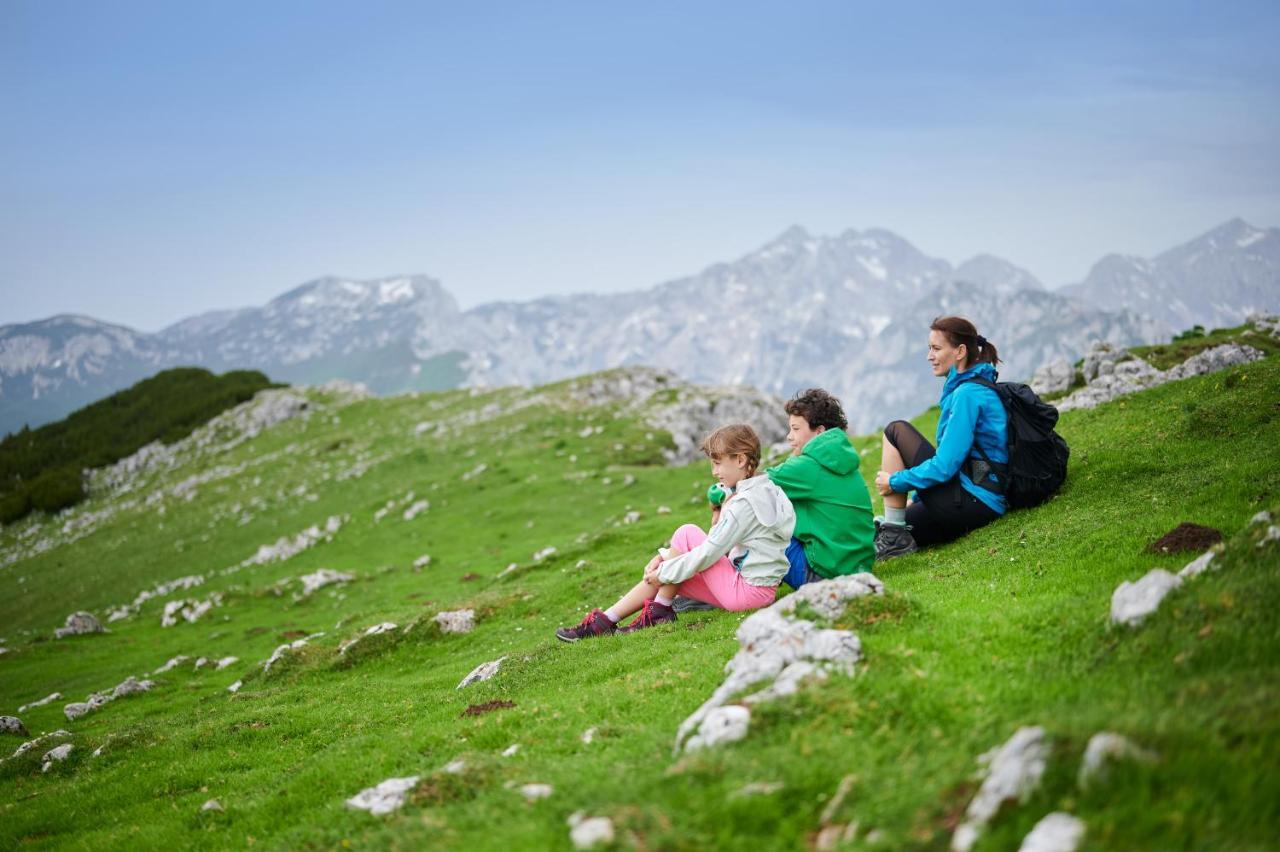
1147, 522, 1223, 554
279, 629, 309, 640
461, 700, 516, 718
460, 573, 482, 582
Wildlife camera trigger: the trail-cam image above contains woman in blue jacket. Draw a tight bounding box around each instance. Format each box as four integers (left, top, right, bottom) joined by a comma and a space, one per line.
872, 316, 1008, 560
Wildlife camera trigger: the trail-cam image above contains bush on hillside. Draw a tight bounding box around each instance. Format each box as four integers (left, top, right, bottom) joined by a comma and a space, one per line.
27, 466, 84, 514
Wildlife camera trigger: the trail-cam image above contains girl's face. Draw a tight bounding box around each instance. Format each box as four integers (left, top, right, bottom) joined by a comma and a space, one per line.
787, 414, 824, 455
927, 329, 969, 377
711, 452, 751, 489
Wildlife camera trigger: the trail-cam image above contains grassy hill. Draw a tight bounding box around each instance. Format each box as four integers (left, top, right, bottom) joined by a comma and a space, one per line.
1, 349, 1277, 849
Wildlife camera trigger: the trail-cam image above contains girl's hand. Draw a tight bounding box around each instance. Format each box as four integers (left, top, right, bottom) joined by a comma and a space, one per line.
874, 470, 894, 496
644, 555, 662, 585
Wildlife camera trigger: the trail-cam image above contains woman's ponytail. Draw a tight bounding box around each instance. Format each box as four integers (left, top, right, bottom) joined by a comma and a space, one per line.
930, 316, 1000, 368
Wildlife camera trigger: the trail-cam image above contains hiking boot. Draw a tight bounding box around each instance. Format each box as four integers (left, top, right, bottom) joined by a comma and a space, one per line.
617, 599, 678, 634
874, 521, 918, 561
555, 609, 616, 642
672, 595, 716, 613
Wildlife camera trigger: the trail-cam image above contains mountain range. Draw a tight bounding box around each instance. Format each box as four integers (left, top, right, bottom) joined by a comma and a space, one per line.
2, 218, 1275, 435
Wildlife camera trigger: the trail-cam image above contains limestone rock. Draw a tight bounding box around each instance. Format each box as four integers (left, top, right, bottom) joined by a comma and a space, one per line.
1, 716, 28, 736
41, 742, 73, 771
154, 656, 191, 674
519, 783, 554, 801
1030, 358, 1074, 396
1164, 343, 1265, 380
54, 611, 104, 639
262, 633, 324, 673
298, 568, 354, 598
200, 798, 224, 813
433, 609, 475, 635
580, 727, 597, 745
1250, 510, 1272, 526
215, 656, 239, 670
567, 813, 615, 849
11, 729, 70, 759
1058, 343, 1265, 413
952, 726, 1049, 852
1019, 812, 1085, 852
685, 705, 750, 752
345, 776, 420, 816
502, 744, 520, 757
412, 554, 432, 570
17, 692, 62, 713
1178, 550, 1217, 580
1110, 569, 1182, 627
339, 622, 398, 655
774, 572, 885, 620
227, 680, 243, 693
403, 500, 430, 521
457, 656, 507, 689
111, 676, 154, 699
1078, 732, 1157, 789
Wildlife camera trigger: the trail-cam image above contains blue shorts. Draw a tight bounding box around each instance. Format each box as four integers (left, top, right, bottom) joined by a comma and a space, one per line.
782, 538, 820, 589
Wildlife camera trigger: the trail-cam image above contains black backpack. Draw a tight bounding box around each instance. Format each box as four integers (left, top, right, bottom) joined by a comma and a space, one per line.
962, 375, 1070, 509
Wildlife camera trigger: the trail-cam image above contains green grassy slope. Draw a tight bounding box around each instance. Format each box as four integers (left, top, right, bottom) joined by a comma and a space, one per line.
1, 355, 1277, 850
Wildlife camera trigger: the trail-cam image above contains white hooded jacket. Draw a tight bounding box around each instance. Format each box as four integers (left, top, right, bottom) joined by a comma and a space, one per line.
657, 474, 797, 587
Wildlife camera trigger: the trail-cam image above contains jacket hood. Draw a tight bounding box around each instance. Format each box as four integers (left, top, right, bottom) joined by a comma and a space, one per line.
943, 361, 999, 396
734, 475, 796, 533
800, 427, 859, 476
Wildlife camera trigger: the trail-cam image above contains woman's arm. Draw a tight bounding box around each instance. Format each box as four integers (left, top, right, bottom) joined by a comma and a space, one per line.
889, 389, 982, 493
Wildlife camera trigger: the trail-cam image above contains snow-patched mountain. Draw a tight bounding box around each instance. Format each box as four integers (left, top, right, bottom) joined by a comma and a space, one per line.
1061, 218, 1280, 331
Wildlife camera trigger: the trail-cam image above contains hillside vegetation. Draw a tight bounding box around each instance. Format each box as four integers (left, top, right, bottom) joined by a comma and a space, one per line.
0, 368, 279, 524
0, 349, 1277, 850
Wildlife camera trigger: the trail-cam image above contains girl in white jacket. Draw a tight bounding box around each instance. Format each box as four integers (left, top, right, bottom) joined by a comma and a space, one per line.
555, 424, 796, 641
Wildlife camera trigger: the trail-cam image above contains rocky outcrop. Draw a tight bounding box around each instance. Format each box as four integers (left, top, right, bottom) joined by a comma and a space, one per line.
952, 726, 1050, 852
54, 611, 104, 639
345, 776, 420, 816
1055, 341, 1266, 412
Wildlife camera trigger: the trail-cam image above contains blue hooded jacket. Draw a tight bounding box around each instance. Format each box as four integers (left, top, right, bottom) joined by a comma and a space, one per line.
889, 361, 1008, 515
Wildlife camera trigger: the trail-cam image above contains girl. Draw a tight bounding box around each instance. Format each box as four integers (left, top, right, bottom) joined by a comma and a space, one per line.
555, 424, 795, 641
873, 316, 1009, 560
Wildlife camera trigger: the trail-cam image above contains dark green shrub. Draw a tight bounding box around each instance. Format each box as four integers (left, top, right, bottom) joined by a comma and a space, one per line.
27, 466, 85, 513
0, 489, 31, 524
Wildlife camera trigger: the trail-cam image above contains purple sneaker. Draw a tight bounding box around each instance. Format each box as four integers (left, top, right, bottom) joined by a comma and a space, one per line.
617, 600, 678, 634
555, 608, 616, 642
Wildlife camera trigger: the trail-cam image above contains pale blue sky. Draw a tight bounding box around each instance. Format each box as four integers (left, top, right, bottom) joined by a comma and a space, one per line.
3, 0, 1278, 330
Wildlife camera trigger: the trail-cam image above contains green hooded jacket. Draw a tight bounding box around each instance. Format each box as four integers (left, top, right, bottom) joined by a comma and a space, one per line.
766, 427, 875, 578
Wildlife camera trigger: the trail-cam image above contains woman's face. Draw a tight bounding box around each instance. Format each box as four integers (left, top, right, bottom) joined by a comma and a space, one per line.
927, 329, 968, 377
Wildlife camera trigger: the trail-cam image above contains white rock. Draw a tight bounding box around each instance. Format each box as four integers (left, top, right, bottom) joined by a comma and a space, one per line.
298, 568, 354, 598
519, 783, 554, 801
1, 716, 28, 735
1110, 569, 1182, 626
215, 656, 239, 670
227, 680, 243, 694
339, 622, 398, 655
732, 781, 784, 797
12, 730, 70, 759
622, 511, 642, 524
567, 813, 615, 849
1250, 510, 1273, 526
581, 727, 597, 745
41, 743, 73, 772
54, 611, 104, 639
200, 798, 224, 813
403, 500, 430, 521
63, 702, 93, 721
433, 609, 476, 635
111, 676, 154, 698
502, 744, 521, 757
17, 692, 62, 713
1030, 358, 1074, 396
952, 726, 1049, 852
154, 656, 190, 674
1177, 551, 1217, 580
1261, 525, 1280, 548
656, 505, 672, 515
345, 776, 420, 816
412, 554, 432, 569
1019, 812, 1085, 852
442, 759, 467, 774
685, 705, 751, 751
457, 656, 507, 689
1078, 732, 1157, 789
533, 546, 557, 561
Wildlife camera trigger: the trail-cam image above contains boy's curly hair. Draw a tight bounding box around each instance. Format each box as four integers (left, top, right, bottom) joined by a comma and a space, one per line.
784, 388, 848, 431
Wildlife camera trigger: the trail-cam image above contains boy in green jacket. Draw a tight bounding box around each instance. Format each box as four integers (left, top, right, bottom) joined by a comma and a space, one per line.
767, 388, 876, 585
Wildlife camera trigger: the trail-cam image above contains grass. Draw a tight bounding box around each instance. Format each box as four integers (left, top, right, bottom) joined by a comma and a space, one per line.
1, 354, 1278, 850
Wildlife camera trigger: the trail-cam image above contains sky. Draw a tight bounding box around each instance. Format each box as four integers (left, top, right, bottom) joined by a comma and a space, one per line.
2, 0, 1278, 332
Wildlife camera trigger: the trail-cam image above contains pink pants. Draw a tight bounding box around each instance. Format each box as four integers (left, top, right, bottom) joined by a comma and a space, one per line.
667, 524, 777, 612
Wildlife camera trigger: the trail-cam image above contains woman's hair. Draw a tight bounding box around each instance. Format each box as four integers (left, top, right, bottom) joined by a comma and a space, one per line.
930, 316, 1000, 368
784, 388, 848, 431
700, 424, 762, 476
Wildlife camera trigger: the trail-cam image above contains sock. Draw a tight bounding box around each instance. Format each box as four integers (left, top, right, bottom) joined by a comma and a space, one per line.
603, 608, 621, 623
654, 592, 674, 607
884, 506, 907, 526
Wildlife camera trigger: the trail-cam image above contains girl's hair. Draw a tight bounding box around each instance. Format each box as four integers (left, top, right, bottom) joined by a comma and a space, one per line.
700, 424, 761, 476
930, 316, 1000, 368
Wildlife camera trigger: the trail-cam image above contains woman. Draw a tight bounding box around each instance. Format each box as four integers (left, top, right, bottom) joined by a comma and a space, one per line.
873, 316, 1008, 560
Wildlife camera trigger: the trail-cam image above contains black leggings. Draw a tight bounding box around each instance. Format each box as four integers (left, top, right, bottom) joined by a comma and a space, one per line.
884, 420, 1000, 548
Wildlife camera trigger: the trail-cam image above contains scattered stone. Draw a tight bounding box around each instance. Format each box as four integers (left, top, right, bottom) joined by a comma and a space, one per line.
412, 554, 432, 570
54, 611, 104, 639
236, 516, 346, 573
403, 500, 430, 521
1018, 812, 1085, 852
581, 727, 597, 745
154, 656, 191, 674
215, 656, 239, 670
442, 759, 467, 774
111, 676, 155, 699
519, 783, 554, 801
462, 700, 516, 717
1110, 569, 1182, 627
1178, 550, 1217, 580
339, 622, 398, 654
685, 705, 751, 752
573, 560, 588, 570
952, 726, 1049, 852
434, 609, 476, 635
674, 574, 880, 753
262, 633, 325, 673
17, 692, 62, 713
567, 812, 615, 849
345, 776, 421, 816
161, 594, 223, 627
461, 572, 482, 582
1078, 732, 1158, 789
11, 729, 70, 759
1251, 510, 1273, 526
1057, 343, 1265, 412
533, 546, 557, 562
457, 656, 507, 689
298, 568, 354, 598
107, 574, 205, 623
1260, 525, 1280, 548
1, 716, 28, 736
732, 781, 784, 797
200, 798, 225, 813
502, 744, 521, 757
622, 511, 642, 524
1029, 358, 1075, 396
41, 743, 73, 772
656, 505, 672, 515
227, 680, 243, 694
1146, 522, 1222, 554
